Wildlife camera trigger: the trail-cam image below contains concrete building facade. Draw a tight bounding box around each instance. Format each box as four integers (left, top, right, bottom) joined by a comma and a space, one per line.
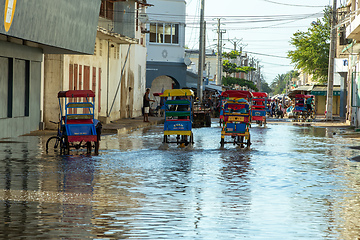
43, 0, 149, 127
343, 1, 360, 126
146, 0, 187, 95
0, 0, 100, 139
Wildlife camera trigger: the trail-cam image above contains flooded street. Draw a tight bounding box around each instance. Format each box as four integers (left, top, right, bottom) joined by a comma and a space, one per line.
1, 121, 360, 239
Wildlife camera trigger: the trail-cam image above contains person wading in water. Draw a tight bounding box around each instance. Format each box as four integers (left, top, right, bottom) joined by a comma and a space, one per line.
143, 88, 155, 122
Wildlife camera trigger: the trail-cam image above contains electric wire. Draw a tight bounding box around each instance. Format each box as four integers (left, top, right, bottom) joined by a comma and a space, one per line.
259, 0, 328, 8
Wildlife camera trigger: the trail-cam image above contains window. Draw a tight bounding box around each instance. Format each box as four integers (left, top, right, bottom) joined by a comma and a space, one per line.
149, 23, 179, 44
99, 0, 113, 20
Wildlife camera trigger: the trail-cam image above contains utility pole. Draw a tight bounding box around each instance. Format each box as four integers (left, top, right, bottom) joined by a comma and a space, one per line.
227, 38, 242, 78
250, 58, 254, 82
326, 0, 337, 120
257, 61, 261, 92
227, 37, 243, 52
215, 18, 226, 85
197, 0, 205, 102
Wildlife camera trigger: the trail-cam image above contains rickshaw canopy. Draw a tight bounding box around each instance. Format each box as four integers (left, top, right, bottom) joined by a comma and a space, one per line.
295, 94, 306, 98
160, 89, 194, 97
58, 90, 95, 98
221, 90, 252, 99
251, 92, 268, 98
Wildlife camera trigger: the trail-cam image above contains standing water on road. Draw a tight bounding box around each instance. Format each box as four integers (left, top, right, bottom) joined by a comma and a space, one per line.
1, 122, 360, 239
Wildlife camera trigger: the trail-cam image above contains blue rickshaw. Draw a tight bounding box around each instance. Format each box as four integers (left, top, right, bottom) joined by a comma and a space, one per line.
160, 89, 194, 146
220, 90, 252, 148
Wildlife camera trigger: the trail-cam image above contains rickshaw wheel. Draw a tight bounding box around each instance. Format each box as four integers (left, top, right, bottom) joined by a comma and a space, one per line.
190, 133, 194, 144
246, 136, 251, 148
46, 136, 61, 153
163, 135, 168, 143
60, 136, 70, 155
220, 138, 225, 147
94, 141, 99, 154
86, 142, 92, 153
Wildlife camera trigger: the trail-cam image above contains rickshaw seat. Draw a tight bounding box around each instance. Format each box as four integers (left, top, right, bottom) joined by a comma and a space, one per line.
67, 119, 94, 124
67, 114, 93, 119
166, 119, 190, 121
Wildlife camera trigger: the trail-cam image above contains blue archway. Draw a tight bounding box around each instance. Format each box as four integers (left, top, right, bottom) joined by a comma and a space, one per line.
146, 61, 187, 89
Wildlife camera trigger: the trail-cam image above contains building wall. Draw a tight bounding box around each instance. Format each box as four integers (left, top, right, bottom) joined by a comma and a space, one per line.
315, 95, 340, 115
43, 37, 147, 128
0, 41, 42, 139
0, 0, 100, 54
188, 54, 218, 81
146, 0, 186, 60
146, 0, 186, 89
0, 1, 100, 138
114, 2, 136, 38
146, 61, 187, 89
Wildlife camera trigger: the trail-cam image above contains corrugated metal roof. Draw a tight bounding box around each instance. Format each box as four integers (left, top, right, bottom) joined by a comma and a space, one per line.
293, 85, 313, 91
97, 27, 138, 44
311, 86, 340, 92
311, 85, 341, 96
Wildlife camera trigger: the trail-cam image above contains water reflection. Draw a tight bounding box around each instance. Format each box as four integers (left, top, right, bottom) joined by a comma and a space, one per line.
1, 124, 360, 238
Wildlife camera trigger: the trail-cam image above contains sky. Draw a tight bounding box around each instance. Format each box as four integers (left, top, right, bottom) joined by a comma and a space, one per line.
185, 0, 345, 84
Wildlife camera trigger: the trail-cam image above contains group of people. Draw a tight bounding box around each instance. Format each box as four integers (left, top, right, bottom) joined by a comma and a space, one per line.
268, 99, 287, 118
268, 96, 314, 118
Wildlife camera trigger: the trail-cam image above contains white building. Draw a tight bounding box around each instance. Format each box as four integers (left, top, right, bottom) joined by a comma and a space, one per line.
0, 0, 100, 138
43, 0, 149, 127
145, 0, 187, 95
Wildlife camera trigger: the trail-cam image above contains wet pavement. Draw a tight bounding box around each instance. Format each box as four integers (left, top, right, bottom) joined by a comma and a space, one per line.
1, 119, 360, 239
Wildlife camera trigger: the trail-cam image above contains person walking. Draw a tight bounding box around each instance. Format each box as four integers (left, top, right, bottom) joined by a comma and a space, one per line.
143, 88, 155, 122
306, 96, 313, 112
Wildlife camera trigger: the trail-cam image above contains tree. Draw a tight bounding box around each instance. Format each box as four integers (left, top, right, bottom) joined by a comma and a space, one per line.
222, 51, 256, 78
261, 79, 272, 94
222, 60, 255, 77
287, 7, 331, 83
222, 50, 240, 59
271, 70, 298, 95
222, 77, 258, 91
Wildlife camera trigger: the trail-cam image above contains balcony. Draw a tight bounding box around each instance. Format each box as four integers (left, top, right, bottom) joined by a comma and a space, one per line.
346, 14, 360, 40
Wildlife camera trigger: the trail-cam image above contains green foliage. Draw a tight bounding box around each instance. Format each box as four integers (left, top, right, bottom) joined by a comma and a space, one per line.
222, 60, 256, 77
222, 77, 259, 91
261, 79, 272, 94
222, 50, 240, 59
271, 70, 298, 95
287, 7, 331, 83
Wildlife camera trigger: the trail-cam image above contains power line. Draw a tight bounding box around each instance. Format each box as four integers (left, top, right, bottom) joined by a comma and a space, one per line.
259, 0, 328, 8
245, 51, 289, 59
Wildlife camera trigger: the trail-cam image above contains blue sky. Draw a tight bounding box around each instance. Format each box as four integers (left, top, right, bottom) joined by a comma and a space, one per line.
185, 0, 344, 84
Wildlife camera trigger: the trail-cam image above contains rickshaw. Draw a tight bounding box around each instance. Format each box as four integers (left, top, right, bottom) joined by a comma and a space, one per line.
293, 94, 315, 122
160, 89, 194, 146
46, 90, 101, 154
251, 92, 268, 126
220, 90, 252, 148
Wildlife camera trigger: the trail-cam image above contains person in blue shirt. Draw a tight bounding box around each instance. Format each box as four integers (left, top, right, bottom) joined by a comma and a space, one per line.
306, 96, 313, 112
